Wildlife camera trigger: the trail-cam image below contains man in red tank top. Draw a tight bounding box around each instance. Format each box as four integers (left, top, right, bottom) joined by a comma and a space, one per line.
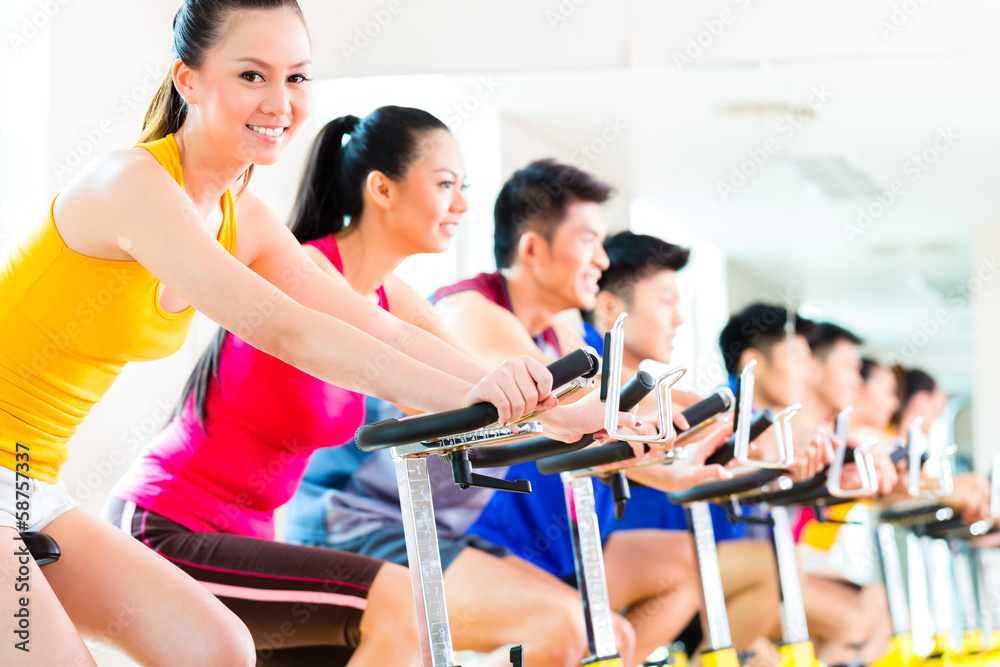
435, 160, 708, 663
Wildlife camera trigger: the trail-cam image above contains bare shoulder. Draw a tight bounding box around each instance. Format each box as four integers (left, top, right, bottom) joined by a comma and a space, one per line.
300, 242, 339, 277
436, 289, 519, 326
53, 147, 185, 259
436, 288, 500, 314
63, 146, 173, 198
232, 188, 276, 221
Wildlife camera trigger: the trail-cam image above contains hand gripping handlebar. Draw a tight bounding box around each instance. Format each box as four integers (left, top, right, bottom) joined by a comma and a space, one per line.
354, 348, 600, 452
467, 371, 657, 469
535, 388, 734, 475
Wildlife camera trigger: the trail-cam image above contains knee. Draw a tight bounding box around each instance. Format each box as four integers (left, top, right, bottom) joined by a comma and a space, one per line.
363, 563, 418, 641
612, 613, 637, 662
200, 622, 256, 667
833, 609, 871, 646
525, 598, 589, 665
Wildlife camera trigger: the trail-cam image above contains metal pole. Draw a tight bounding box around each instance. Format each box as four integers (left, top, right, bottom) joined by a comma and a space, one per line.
687, 502, 733, 650
564, 473, 619, 659
395, 454, 456, 667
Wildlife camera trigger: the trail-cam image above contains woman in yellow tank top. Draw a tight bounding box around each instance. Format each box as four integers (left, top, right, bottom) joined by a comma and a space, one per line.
0, 2, 591, 665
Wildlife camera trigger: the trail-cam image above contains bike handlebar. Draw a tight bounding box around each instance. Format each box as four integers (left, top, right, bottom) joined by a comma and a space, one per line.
354, 349, 600, 452
535, 388, 735, 475
467, 371, 656, 469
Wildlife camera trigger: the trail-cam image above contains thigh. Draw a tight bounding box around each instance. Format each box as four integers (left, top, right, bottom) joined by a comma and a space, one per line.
800, 573, 865, 639
443, 547, 582, 647
127, 506, 384, 650
717, 539, 777, 595
38, 509, 253, 667
0, 525, 96, 666
603, 529, 696, 609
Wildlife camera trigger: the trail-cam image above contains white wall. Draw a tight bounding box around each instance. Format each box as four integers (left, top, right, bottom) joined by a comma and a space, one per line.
972, 224, 1000, 474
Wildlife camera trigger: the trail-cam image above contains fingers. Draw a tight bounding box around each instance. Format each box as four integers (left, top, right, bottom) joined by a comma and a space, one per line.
521, 356, 554, 404
691, 424, 733, 463
673, 412, 690, 432
474, 356, 557, 424
478, 382, 512, 425
702, 465, 734, 482
505, 358, 540, 417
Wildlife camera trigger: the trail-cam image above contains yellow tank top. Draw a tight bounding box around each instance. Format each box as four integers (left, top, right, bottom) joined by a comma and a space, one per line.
0, 134, 237, 483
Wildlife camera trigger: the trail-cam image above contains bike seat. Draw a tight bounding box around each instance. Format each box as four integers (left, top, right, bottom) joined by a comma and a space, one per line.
20, 531, 61, 566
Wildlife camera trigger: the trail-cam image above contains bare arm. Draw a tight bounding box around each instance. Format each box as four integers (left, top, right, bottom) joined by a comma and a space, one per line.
623, 423, 734, 492
435, 291, 558, 367
67, 152, 541, 419
378, 271, 490, 382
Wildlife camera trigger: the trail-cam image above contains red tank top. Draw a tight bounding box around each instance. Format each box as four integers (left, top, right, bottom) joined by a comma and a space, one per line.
111, 235, 389, 539
433, 271, 561, 356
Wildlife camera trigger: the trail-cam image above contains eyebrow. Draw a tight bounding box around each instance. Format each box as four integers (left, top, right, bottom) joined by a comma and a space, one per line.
435, 169, 463, 179
234, 57, 311, 68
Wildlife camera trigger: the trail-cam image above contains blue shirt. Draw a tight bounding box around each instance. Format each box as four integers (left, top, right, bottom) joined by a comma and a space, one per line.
468, 324, 744, 578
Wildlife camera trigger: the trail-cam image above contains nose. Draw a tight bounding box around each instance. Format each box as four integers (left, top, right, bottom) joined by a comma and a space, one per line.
595, 242, 610, 270
261, 81, 292, 117
452, 186, 468, 214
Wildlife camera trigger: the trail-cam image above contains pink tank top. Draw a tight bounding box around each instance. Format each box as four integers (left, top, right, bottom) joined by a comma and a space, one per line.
111, 235, 389, 539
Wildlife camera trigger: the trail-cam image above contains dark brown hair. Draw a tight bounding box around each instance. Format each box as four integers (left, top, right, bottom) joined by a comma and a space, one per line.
140, 0, 305, 191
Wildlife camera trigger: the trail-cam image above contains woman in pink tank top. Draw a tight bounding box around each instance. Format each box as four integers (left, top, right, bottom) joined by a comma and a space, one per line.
104, 107, 607, 664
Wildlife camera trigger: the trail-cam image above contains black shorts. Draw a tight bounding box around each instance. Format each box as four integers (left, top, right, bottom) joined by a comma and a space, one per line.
102, 496, 384, 656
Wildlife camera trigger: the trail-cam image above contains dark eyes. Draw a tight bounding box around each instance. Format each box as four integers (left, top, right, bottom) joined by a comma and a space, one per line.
240, 71, 311, 84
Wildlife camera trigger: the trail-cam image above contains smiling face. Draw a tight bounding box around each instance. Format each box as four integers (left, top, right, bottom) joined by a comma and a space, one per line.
531, 201, 609, 311
808, 340, 864, 416
855, 365, 900, 430
178, 9, 311, 166
386, 130, 468, 254
750, 334, 813, 410
598, 269, 683, 365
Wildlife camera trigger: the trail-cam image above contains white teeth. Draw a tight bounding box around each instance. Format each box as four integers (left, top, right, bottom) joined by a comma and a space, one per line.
249, 125, 284, 137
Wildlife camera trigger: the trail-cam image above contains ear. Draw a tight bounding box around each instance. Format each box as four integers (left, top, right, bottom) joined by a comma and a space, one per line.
172, 58, 197, 105
593, 290, 624, 333
739, 348, 764, 375
517, 230, 549, 268
364, 171, 394, 212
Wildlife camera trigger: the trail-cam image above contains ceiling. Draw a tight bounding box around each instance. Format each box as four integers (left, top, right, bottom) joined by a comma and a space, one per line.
450, 54, 1000, 391
14, 0, 997, 392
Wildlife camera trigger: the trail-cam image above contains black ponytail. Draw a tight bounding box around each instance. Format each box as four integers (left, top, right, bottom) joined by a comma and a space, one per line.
174, 328, 229, 431
289, 106, 449, 243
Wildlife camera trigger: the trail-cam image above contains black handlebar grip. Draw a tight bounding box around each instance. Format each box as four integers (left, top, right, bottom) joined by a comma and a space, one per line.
548, 347, 602, 387
537, 385, 737, 475
888, 445, 909, 465
599, 333, 611, 402
536, 440, 637, 475
468, 371, 656, 469
666, 468, 786, 505
678, 388, 733, 434
703, 407, 776, 467
354, 348, 600, 452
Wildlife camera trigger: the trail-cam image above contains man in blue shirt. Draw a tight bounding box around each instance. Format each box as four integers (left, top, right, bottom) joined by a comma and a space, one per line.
471, 236, 805, 663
